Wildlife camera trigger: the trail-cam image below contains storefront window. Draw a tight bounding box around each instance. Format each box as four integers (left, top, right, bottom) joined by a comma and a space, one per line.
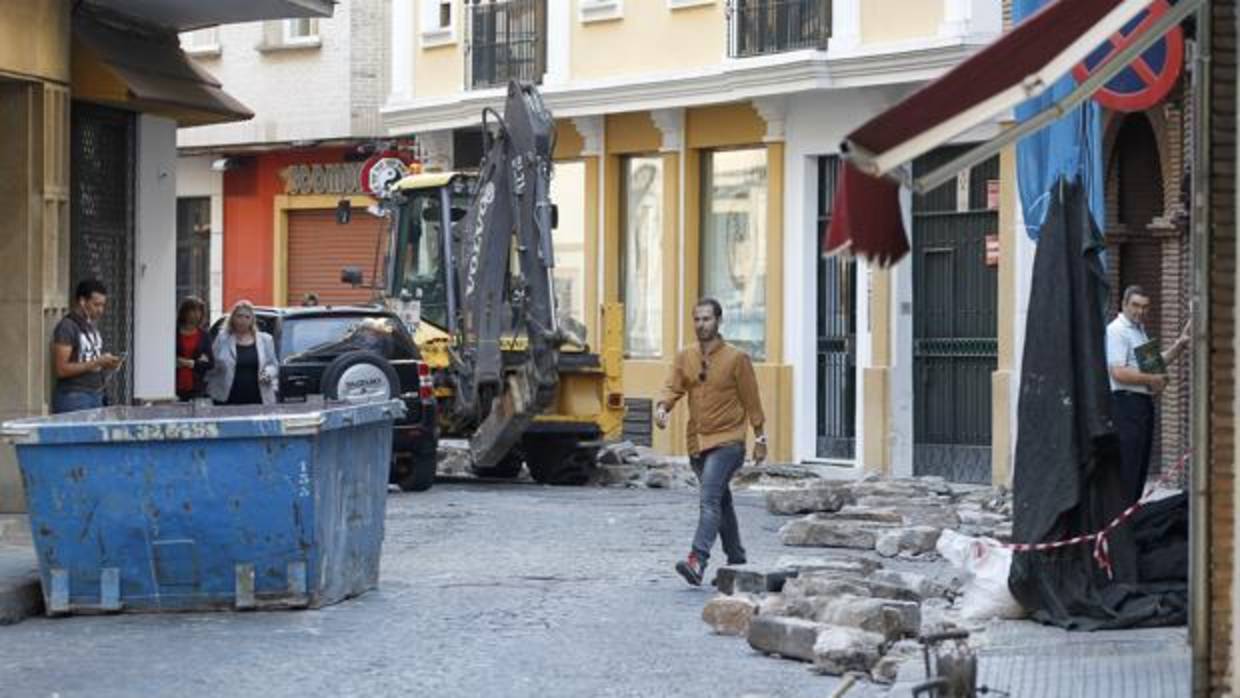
701, 148, 768, 360
620, 156, 664, 358
549, 160, 587, 326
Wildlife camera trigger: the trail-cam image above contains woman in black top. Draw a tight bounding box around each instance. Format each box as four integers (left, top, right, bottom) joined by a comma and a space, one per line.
205, 300, 279, 406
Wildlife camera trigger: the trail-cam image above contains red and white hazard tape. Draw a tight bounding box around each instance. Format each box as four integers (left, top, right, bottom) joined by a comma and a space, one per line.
1002, 449, 1192, 579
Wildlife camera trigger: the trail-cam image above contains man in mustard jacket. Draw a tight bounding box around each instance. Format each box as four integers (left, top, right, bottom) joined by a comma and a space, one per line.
656, 298, 767, 586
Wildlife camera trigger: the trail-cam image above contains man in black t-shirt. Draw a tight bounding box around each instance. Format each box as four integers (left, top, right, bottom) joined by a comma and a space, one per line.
50, 279, 122, 413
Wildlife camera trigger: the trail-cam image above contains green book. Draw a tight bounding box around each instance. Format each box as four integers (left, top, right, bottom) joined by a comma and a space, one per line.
1134, 339, 1166, 375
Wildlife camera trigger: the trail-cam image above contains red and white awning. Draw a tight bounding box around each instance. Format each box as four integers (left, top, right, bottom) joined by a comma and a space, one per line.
826, 0, 1202, 264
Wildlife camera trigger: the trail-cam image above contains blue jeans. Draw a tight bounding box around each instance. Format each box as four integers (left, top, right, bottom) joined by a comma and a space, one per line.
51, 389, 104, 414
690, 442, 747, 564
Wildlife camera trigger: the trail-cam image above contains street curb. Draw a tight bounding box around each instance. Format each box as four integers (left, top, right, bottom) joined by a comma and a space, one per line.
0, 567, 43, 625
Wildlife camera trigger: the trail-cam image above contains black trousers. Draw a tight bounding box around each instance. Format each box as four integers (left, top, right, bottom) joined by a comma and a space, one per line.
1113, 391, 1155, 506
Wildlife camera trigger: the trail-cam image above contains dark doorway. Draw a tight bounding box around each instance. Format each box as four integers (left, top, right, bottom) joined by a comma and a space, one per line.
176, 198, 211, 317
816, 156, 856, 459
70, 102, 134, 406
912, 146, 999, 483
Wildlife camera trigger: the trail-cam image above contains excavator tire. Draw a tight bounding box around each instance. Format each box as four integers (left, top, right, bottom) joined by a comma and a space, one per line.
471, 450, 525, 479
524, 436, 596, 485
393, 439, 436, 492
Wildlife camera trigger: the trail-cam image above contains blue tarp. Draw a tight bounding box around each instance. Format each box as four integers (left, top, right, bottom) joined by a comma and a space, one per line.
1013, 0, 1106, 240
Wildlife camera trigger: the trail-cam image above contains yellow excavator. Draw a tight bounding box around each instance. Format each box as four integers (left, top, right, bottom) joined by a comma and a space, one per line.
354, 81, 624, 485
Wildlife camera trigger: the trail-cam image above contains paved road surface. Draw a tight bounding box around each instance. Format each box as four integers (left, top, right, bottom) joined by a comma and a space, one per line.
0, 483, 852, 698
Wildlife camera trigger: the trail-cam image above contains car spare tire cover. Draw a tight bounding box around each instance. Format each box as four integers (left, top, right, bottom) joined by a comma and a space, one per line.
322, 350, 400, 403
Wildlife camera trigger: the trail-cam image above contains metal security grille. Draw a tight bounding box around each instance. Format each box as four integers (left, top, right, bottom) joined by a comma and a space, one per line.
70, 103, 135, 406
912, 147, 999, 483
816, 156, 856, 459
176, 198, 211, 316
466, 0, 546, 89
728, 0, 831, 58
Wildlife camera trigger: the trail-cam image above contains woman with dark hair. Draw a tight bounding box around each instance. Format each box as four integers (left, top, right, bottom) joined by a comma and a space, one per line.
205, 300, 278, 406
175, 296, 213, 401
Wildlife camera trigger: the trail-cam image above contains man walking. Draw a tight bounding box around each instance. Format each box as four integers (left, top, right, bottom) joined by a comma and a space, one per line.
656, 298, 766, 586
50, 279, 122, 413
1106, 285, 1190, 505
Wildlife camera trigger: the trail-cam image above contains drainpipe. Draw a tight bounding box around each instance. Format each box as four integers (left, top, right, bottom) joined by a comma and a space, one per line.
1189, 4, 1212, 695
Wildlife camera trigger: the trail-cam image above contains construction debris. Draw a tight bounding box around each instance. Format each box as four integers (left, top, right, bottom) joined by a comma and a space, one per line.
698, 475, 1014, 687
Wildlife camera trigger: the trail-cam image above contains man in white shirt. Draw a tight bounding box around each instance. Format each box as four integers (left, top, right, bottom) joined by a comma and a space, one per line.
1106, 285, 1190, 505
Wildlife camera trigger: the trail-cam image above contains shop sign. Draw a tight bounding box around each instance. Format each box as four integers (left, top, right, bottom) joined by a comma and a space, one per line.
986, 180, 1000, 210
360, 153, 415, 198
280, 162, 366, 195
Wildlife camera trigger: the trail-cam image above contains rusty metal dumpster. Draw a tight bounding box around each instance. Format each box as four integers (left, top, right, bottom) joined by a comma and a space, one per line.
0, 399, 404, 615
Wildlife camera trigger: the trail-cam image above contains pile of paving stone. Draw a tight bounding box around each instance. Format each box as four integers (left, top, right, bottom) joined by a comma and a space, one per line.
434, 439, 702, 488
770, 476, 1012, 556
697, 476, 1014, 685
591, 441, 698, 488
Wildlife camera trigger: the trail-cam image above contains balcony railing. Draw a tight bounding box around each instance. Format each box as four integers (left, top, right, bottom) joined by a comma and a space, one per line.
466, 0, 546, 90
728, 0, 831, 58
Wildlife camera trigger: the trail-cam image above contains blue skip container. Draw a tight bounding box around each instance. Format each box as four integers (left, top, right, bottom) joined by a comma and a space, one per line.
0, 399, 404, 615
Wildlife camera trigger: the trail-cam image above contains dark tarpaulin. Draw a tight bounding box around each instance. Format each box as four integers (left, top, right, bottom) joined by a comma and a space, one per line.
1008, 177, 1187, 630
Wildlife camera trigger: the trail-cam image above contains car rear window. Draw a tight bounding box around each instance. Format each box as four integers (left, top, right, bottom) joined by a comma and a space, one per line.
281, 315, 408, 358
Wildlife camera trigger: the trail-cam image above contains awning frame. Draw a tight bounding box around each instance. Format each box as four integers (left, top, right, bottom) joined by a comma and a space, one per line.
843, 0, 1206, 196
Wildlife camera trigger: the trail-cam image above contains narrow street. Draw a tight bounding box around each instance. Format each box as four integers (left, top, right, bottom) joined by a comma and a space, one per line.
0, 483, 850, 698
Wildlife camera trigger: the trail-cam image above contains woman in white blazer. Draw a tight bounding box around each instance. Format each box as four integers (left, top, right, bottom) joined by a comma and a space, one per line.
206, 300, 279, 405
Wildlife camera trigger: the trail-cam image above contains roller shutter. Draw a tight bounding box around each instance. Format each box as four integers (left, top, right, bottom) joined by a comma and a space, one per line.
286, 209, 386, 307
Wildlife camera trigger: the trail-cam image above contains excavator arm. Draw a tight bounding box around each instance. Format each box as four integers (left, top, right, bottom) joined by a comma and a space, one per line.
452, 81, 562, 468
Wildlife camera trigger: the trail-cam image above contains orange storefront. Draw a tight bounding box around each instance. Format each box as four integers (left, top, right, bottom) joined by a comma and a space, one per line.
222, 146, 381, 308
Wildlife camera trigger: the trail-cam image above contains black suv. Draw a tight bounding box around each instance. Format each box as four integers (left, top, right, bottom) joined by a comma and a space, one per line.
213, 306, 438, 491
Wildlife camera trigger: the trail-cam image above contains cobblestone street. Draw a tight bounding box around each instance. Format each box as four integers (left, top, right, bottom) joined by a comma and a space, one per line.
0, 483, 849, 698
0, 477, 1193, 697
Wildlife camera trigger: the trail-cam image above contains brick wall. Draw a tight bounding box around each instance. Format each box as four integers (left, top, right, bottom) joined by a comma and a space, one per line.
1209, 2, 1237, 693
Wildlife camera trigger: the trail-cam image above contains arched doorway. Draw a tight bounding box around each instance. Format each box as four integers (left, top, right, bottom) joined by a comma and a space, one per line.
1105, 110, 1186, 480
1109, 113, 1165, 327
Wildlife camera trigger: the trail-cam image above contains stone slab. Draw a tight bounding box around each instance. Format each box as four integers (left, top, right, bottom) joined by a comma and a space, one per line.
810, 625, 885, 676
746, 616, 826, 663
702, 594, 758, 636
778, 518, 879, 549
763, 483, 852, 515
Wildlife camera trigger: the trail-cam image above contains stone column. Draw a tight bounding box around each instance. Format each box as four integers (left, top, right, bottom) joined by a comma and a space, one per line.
0, 80, 69, 513
388, 0, 415, 102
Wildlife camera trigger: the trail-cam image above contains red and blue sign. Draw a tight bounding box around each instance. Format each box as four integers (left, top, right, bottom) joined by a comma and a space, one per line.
1072, 0, 1184, 113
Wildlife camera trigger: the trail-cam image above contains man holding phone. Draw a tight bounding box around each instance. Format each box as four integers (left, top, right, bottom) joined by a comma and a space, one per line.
50, 279, 123, 413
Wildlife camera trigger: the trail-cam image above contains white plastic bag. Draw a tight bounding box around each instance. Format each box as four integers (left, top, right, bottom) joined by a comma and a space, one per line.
936, 529, 1026, 621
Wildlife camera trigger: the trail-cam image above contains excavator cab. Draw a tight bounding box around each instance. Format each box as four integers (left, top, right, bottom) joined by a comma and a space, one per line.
382, 168, 626, 485
386, 172, 473, 332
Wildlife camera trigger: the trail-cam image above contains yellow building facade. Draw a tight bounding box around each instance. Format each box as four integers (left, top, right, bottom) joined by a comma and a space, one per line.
383, 0, 1013, 476
0, 2, 73, 512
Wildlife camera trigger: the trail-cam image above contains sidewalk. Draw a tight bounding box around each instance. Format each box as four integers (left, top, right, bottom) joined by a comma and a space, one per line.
890, 620, 1190, 697
0, 514, 42, 624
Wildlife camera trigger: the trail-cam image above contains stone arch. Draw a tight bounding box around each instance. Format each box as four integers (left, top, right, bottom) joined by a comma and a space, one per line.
1104, 111, 1167, 233
1103, 102, 1183, 224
